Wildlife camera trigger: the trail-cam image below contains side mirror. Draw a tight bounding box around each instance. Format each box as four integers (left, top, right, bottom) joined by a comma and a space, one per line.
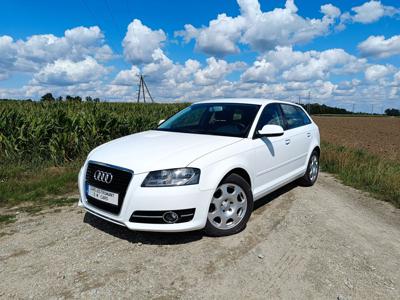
257, 125, 284, 137
158, 119, 165, 125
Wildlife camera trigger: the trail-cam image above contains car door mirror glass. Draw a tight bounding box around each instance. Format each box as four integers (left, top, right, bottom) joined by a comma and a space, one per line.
257, 125, 284, 137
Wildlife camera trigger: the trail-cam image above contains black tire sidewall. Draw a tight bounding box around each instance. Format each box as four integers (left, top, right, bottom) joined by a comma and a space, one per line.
205, 174, 253, 237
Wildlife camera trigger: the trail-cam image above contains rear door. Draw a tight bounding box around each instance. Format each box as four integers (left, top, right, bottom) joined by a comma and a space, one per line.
279, 104, 313, 173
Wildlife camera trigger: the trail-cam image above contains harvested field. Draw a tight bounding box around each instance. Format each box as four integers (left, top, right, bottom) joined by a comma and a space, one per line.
313, 116, 400, 161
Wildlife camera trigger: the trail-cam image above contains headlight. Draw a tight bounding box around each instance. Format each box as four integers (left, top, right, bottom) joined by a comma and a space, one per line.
142, 168, 200, 187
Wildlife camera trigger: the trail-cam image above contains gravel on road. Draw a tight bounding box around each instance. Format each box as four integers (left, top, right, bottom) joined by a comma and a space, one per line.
1, 173, 399, 299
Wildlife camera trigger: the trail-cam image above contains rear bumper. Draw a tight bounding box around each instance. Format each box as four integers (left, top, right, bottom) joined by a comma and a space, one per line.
78, 166, 214, 232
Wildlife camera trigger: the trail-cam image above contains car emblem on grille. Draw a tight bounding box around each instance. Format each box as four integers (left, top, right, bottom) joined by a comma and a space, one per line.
93, 170, 113, 184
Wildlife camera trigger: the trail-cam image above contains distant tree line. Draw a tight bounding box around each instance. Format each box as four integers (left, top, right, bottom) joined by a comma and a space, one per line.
301, 103, 400, 116
385, 108, 400, 116
40, 93, 100, 103
300, 103, 350, 115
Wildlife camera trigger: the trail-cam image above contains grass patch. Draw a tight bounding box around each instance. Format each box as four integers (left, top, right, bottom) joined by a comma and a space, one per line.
0, 159, 81, 208
0, 214, 16, 224
320, 141, 400, 208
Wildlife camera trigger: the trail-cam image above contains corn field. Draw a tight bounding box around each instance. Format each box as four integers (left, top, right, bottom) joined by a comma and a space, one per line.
0, 100, 188, 164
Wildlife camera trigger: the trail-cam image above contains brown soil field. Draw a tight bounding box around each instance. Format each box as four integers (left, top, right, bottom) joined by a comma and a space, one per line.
313, 116, 400, 161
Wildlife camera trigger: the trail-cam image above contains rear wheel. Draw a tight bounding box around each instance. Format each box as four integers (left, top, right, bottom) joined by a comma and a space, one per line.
299, 150, 319, 186
205, 174, 253, 237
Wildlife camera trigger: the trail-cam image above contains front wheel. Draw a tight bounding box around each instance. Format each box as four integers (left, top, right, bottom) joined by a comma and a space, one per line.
205, 174, 253, 237
299, 150, 319, 186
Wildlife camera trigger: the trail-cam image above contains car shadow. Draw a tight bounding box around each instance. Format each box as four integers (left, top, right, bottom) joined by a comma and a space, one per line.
253, 181, 299, 210
83, 180, 300, 245
83, 212, 204, 245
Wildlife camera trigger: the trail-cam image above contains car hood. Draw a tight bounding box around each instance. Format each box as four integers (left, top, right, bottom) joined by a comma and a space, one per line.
88, 130, 242, 174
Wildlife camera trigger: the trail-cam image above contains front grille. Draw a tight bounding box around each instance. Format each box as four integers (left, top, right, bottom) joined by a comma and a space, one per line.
130, 208, 195, 224
85, 161, 133, 214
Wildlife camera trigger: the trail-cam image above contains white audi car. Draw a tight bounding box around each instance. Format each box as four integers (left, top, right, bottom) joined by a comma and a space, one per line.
78, 99, 320, 236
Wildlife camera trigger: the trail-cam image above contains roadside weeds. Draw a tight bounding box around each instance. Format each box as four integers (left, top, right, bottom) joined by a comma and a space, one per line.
320, 141, 400, 208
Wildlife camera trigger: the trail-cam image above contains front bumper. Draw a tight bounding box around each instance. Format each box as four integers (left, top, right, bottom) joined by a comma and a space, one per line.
78, 166, 214, 232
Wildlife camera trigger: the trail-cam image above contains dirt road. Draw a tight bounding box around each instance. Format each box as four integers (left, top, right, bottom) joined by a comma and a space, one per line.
1, 173, 399, 299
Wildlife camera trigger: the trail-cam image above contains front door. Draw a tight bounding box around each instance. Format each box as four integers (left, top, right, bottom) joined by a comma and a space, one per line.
251, 103, 289, 198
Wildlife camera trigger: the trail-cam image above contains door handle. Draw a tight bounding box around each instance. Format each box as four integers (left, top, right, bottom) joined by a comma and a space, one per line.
307, 132, 311, 138
285, 139, 291, 145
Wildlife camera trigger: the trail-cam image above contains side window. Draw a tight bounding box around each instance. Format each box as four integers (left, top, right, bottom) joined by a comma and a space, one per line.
255, 103, 285, 132
280, 104, 310, 129
296, 107, 312, 125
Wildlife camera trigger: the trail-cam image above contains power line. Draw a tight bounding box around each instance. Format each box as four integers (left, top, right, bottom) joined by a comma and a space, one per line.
125, 0, 133, 18
80, 0, 120, 52
104, 0, 121, 33
80, 0, 101, 26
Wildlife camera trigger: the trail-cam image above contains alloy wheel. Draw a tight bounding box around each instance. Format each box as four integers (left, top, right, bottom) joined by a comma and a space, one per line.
208, 183, 248, 230
309, 154, 319, 182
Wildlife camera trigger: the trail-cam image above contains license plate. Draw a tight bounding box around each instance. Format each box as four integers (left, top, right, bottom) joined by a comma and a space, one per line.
87, 185, 119, 206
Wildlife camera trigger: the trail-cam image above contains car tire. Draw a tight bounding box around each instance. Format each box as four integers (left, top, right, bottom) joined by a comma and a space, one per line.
299, 150, 319, 187
205, 174, 253, 237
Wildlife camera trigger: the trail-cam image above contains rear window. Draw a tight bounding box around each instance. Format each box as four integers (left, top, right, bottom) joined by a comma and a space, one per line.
280, 104, 311, 130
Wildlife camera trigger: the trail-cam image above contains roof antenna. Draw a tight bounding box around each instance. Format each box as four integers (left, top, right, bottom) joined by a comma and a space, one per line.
137, 74, 155, 103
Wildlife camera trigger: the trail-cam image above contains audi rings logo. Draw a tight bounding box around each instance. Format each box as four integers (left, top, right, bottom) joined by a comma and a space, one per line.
93, 170, 113, 184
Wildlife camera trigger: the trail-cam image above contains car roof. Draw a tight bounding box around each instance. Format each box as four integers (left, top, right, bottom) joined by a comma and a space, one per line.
194, 98, 300, 107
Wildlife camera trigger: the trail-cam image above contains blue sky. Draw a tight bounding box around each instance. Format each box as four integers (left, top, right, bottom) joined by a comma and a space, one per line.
0, 0, 399, 112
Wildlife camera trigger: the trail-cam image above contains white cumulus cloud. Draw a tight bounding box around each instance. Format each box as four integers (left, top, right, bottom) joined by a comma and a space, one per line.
175, 14, 246, 57
33, 57, 108, 86
175, 0, 341, 56
351, 0, 399, 24
123, 19, 166, 64
364, 64, 392, 81
358, 35, 400, 58
0, 36, 17, 79
113, 66, 141, 86
194, 57, 246, 85
241, 46, 366, 83
338, 1, 399, 29
0, 25, 114, 82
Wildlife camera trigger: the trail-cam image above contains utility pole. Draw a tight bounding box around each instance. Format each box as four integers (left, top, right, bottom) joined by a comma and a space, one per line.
371, 104, 374, 115
307, 91, 311, 114
136, 74, 154, 103
352, 103, 355, 113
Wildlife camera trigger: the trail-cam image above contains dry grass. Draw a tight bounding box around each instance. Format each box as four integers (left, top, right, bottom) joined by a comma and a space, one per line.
320, 142, 400, 207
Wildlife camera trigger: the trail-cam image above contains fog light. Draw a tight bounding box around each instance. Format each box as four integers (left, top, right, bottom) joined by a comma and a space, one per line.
162, 211, 179, 224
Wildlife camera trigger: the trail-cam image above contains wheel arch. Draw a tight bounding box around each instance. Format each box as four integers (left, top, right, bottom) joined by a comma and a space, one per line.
197, 159, 254, 192
221, 168, 252, 188
313, 145, 320, 157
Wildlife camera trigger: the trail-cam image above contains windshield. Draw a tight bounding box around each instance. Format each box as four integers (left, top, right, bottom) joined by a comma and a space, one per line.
157, 103, 261, 138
